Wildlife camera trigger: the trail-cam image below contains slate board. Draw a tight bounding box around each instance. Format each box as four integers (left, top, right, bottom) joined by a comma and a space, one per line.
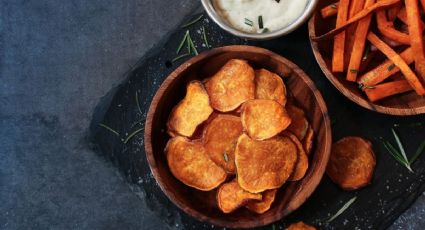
89, 11, 425, 229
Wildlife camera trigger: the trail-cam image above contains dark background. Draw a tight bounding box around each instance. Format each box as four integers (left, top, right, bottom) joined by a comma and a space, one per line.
1, 0, 424, 229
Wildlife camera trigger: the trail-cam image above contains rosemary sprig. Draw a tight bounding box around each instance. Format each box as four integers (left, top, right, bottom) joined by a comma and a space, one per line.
181, 14, 203, 28
384, 128, 425, 172
124, 127, 144, 144
176, 31, 189, 54
327, 196, 357, 223
387, 63, 396, 71
99, 123, 120, 137
223, 151, 229, 162
172, 53, 190, 63
201, 26, 210, 48
135, 91, 142, 114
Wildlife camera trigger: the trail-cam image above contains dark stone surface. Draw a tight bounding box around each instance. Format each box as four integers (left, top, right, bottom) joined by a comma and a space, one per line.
1, 0, 424, 229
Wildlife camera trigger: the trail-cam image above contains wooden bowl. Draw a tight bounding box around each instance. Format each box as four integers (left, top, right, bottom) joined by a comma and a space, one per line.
308, 0, 425, 115
144, 45, 332, 228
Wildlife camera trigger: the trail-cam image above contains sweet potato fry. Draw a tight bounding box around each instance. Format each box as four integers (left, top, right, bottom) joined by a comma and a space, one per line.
387, 2, 403, 21
203, 114, 243, 174
167, 81, 213, 137
367, 32, 425, 95
327, 137, 376, 190
321, 2, 339, 18
166, 137, 227, 191
346, 0, 375, 82
358, 47, 413, 86
406, 0, 425, 84
302, 125, 315, 156
245, 189, 277, 214
332, 0, 350, 72
376, 9, 410, 45
286, 104, 309, 140
283, 131, 309, 181
397, 7, 425, 29
286, 222, 317, 230
364, 80, 413, 102
205, 59, 255, 112
254, 69, 287, 105
235, 134, 297, 193
241, 99, 291, 140
312, 0, 402, 41
217, 181, 262, 213
344, 0, 366, 70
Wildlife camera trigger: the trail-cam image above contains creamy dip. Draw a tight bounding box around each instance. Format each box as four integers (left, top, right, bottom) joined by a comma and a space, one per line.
212, 0, 309, 33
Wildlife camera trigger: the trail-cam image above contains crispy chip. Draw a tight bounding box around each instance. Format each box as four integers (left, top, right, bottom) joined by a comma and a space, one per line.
217, 180, 262, 213
205, 59, 255, 112
254, 69, 287, 105
166, 136, 227, 191
241, 99, 291, 140
286, 104, 309, 140
245, 189, 277, 214
327, 136, 376, 190
286, 221, 317, 230
283, 132, 309, 181
203, 114, 243, 173
235, 134, 298, 193
302, 125, 315, 156
167, 81, 213, 137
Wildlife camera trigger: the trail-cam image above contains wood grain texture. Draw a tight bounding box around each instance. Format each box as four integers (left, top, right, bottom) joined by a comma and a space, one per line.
308, 0, 425, 115
144, 45, 332, 228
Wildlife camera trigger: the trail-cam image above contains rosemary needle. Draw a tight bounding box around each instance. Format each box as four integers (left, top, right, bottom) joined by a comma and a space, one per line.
172, 53, 190, 63
124, 127, 144, 144
181, 14, 203, 28
327, 196, 357, 223
99, 123, 120, 137
135, 91, 142, 114
176, 31, 189, 54
201, 26, 210, 48
391, 128, 411, 170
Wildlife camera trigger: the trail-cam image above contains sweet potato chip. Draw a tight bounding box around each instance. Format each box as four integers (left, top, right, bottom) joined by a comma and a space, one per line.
167, 81, 213, 137
217, 181, 262, 213
235, 134, 298, 193
286, 221, 317, 230
327, 136, 376, 190
241, 99, 291, 140
205, 59, 255, 112
203, 114, 243, 173
166, 136, 227, 191
302, 126, 315, 156
286, 104, 309, 140
254, 69, 287, 105
245, 189, 277, 214
283, 132, 309, 181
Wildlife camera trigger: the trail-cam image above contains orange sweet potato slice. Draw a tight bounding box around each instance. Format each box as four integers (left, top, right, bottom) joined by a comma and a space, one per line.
302, 125, 315, 156
235, 134, 298, 193
241, 99, 291, 140
282, 132, 309, 181
286, 104, 309, 140
326, 136, 376, 190
166, 136, 227, 191
245, 189, 277, 214
217, 180, 262, 213
203, 114, 243, 173
254, 69, 287, 105
167, 81, 213, 137
205, 59, 255, 112
286, 221, 317, 230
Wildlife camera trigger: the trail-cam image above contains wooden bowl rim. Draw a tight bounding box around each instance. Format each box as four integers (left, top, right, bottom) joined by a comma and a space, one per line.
144, 45, 332, 228
308, 13, 425, 116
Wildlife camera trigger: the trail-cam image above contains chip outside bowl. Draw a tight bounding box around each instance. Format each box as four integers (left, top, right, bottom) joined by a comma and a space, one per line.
144, 45, 332, 228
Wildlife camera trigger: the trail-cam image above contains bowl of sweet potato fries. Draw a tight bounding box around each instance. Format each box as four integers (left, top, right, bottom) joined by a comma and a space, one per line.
309, 0, 425, 115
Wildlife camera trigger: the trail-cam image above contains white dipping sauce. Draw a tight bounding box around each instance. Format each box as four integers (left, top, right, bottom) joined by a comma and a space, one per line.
213, 0, 309, 33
